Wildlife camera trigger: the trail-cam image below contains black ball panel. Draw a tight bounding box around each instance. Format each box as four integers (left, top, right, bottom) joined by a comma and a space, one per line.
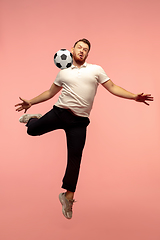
54, 53, 57, 59
56, 63, 62, 68
61, 54, 67, 60
66, 62, 72, 68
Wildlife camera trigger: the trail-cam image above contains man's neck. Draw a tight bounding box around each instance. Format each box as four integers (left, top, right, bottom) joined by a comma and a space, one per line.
72, 59, 85, 68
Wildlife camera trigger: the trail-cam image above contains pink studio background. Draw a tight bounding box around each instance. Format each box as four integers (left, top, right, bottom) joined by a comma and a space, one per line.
1, 0, 160, 240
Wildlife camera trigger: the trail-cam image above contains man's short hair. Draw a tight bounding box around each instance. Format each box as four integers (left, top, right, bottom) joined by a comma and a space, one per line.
74, 38, 91, 52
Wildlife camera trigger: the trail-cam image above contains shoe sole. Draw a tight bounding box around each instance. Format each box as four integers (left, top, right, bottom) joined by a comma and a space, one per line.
19, 114, 42, 123
59, 194, 71, 220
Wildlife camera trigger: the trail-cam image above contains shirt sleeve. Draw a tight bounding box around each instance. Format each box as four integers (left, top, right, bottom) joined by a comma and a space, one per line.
54, 71, 62, 87
97, 66, 110, 84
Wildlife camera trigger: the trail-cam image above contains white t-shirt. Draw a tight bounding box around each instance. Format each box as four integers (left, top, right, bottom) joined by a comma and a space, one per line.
54, 63, 110, 117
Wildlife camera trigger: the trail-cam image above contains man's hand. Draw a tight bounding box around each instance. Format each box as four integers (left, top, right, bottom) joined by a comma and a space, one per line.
102, 80, 154, 105
15, 97, 32, 113
135, 93, 154, 106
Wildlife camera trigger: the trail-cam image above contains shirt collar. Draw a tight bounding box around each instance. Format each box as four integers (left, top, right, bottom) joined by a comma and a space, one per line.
71, 62, 87, 69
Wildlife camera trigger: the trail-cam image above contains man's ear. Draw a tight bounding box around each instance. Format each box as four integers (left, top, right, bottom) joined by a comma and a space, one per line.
71, 47, 74, 54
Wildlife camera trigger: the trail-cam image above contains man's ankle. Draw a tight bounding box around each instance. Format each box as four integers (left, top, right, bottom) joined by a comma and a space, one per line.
65, 191, 74, 200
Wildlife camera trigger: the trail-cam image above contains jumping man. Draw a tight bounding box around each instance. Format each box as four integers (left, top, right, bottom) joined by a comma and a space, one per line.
15, 38, 153, 219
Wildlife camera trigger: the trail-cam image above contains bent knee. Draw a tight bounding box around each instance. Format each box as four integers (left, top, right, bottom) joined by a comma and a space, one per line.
27, 126, 39, 136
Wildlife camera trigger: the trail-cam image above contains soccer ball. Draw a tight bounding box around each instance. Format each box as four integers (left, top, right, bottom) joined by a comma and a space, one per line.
54, 49, 73, 69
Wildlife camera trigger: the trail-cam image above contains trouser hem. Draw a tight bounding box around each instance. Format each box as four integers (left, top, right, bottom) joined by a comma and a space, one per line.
61, 183, 76, 193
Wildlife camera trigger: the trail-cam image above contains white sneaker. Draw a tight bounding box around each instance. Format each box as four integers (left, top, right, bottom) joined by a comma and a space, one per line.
19, 114, 42, 123
59, 193, 75, 219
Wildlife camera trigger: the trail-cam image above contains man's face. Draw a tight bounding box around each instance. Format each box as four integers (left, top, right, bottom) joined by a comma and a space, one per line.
71, 41, 89, 65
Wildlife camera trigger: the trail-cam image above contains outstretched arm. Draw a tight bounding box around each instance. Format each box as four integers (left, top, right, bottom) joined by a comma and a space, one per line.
15, 83, 62, 113
102, 80, 153, 105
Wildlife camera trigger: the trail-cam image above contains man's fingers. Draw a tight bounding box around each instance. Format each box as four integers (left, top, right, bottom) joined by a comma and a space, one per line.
15, 103, 21, 107
15, 102, 25, 107
137, 93, 154, 101
15, 104, 27, 112
15, 98, 25, 108
136, 93, 153, 106
146, 96, 154, 101
143, 95, 154, 101
15, 97, 30, 112
19, 97, 24, 101
144, 101, 150, 106
16, 107, 22, 112
19, 97, 27, 103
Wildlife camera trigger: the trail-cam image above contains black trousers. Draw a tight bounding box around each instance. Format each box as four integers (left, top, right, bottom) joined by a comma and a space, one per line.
26, 105, 90, 192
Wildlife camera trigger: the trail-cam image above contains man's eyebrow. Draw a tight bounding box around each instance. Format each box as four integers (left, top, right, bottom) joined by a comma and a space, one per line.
78, 44, 88, 50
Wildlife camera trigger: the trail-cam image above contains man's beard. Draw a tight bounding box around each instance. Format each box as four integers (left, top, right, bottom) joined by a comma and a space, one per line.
73, 53, 86, 65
